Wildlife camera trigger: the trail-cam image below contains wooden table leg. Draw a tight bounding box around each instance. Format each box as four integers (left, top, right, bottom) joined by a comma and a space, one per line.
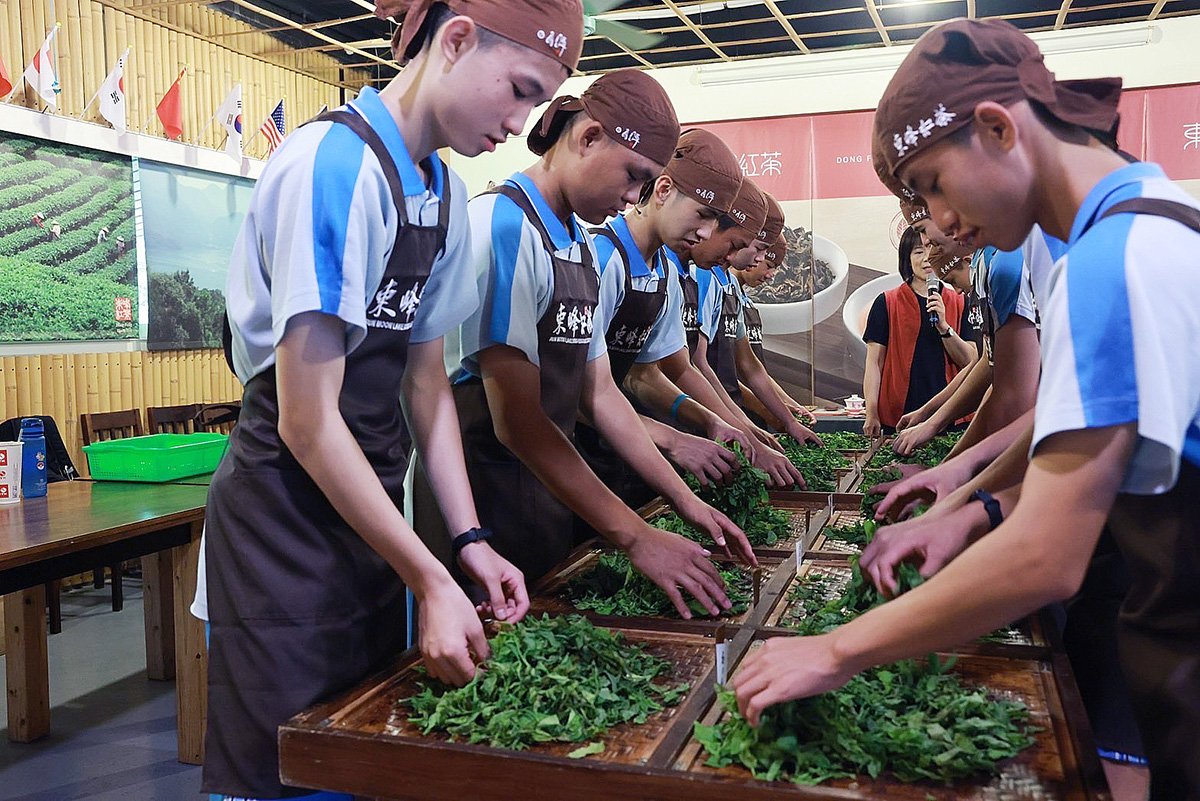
4, 586, 50, 742
172, 522, 207, 765
142, 551, 176, 681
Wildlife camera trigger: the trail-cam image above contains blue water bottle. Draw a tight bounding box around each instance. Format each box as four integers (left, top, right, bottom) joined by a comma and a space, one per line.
19, 418, 48, 499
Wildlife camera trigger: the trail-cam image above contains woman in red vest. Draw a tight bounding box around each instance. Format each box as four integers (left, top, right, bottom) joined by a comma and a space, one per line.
862, 225, 978, 437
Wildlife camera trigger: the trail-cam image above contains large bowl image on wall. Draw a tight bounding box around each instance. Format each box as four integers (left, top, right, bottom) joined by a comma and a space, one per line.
751, 230, 849, 334
842, 272, 903, 368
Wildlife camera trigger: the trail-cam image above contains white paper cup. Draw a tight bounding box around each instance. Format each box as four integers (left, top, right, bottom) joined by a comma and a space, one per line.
0, 441, 22, 504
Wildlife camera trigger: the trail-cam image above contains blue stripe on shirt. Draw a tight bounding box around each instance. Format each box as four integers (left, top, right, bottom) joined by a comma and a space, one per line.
1184, 421, 1200, 468
593, 231, 618, 277
988, 246, 1025, 328
1067, 212, 1139, 429
311, 124, 366, 314
486, 194, 526, 346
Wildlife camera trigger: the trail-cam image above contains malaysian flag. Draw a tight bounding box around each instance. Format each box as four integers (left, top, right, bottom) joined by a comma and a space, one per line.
259, 100, 286, 156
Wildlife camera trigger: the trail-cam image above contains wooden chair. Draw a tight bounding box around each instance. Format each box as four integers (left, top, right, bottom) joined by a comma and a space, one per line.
79, 409, 146, 613
195, 401, 241, 434
80, 409, 145, 444
147, 404, 202, 435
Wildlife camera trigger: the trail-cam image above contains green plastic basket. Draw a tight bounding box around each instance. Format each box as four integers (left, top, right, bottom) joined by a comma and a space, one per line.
83, 432, 229, 482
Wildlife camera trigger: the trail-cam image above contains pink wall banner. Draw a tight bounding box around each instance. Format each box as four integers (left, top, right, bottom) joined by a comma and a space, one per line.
699, 116, 814, 201
1144, 84, 1200, 180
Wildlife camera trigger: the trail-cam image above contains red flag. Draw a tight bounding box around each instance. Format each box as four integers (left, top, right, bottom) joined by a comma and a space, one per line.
0, 52, 12, 99
156, 69, 185, 140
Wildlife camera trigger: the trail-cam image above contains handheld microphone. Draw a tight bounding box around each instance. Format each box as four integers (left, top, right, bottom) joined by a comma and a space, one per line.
927, 276, 943, 329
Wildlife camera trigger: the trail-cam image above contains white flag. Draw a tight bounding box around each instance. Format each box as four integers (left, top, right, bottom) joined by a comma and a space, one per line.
214, 84, 243, 161
96, 48, 129, 133
23, 27, 60, 109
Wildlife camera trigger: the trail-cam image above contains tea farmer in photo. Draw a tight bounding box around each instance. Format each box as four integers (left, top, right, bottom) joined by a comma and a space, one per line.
424, 69, 754, 623
199, 0, 584, 797
732, 19, 1200, 799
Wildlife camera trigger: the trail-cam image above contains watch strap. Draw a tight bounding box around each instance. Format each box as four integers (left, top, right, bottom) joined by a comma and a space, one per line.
451, 527, 494, 557
970, 489, 1003, 531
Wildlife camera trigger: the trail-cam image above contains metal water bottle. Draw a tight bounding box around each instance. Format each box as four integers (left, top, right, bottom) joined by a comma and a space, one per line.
19, 418, 48, 498
927, 276, 943, 330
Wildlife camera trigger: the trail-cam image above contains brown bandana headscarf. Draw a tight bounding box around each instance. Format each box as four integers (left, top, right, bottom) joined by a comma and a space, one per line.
763, 234, 787, 269
901, 196, 930, 225
760, 192, 785, 244
388, 0, 584, 70
873, 18, 1122, 186
728, 178, 768, 237
527, 69, 680, 166
663, 128, 743, 214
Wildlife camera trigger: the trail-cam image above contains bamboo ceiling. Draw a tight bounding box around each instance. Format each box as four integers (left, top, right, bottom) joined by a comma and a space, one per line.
129, 0, 1200, 84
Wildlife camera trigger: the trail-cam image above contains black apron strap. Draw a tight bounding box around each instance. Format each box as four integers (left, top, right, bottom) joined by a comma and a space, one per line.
313, 109, 410, 227
485, 183, 594, 273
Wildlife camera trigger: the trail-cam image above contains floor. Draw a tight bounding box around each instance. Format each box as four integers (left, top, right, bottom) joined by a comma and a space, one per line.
0, 580, 205, 800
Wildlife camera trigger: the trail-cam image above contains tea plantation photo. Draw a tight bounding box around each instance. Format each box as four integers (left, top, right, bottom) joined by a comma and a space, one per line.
0, 133, 138, 342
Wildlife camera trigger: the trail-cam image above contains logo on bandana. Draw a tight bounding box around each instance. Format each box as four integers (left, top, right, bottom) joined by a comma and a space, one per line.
695, 188, 715, 203
368, 277, 424, 332
893, 103, 957, 157
537, 29, 570, 57
730, 209, 747, 225
614, 126, 641, 149
550, 302, 594, 345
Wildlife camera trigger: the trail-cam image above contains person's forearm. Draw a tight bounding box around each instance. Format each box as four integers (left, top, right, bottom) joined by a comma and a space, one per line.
585, 374, 697, 507
917, 361, 974, 419
482, 376, 642, 549
928, 357, 993, 432
693, 336, 748, 422
401, 339, 479, 539
944, 386, 995, 456
738, 381, 782, 429
942, 329, 977, 369
276, 318, 454, 599
939, 417, 1035, 512
621, 359, 716, 434
655, 352, 759, 435
863, 351, 883, 419
831, 426, 1133, 674
738, 355, 800, 436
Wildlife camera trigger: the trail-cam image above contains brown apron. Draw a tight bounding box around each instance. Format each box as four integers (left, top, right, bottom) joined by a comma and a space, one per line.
574, 222, 666, 517
436, 182, 599, 586
203, 109, 450, 798
705, 267, 744, 406
676, 256, 702, 355
1107, 460, 1200, 800
742, 293, 765, 365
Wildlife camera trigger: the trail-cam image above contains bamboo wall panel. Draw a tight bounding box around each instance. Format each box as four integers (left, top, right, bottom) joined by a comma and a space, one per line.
0, 349, 242, 475
2, 0, 355, 155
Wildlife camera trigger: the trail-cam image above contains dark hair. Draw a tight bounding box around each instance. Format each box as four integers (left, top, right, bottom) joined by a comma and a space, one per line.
898, 225, 921, 284
528, 108, 584, 156
717, 214, 737, 231
416, 3, 502, 55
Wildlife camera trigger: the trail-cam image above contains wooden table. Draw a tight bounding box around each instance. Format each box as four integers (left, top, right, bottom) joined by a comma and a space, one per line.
0, 480, 210, 764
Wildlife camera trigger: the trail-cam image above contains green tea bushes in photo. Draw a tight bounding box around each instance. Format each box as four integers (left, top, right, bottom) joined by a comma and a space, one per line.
694, 656, 1034, 785
0, 133, 138, 342
140, 161, 255, 350
567, 551, 752, 618
403, 615, 689, 751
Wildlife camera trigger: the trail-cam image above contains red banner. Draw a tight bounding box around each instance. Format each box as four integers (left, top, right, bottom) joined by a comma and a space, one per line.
695, 83, 1200, 200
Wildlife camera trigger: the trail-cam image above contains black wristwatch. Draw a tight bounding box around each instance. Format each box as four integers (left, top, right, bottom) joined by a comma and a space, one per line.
940, 327, 955, 339
970, 489, 1004, 531
451, 526, 494, 557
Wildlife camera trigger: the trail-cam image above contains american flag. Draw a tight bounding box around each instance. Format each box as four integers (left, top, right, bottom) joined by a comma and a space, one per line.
259, 100, 286, 155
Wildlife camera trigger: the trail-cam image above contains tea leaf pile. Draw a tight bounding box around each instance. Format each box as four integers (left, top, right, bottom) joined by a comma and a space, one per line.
566, 551, 752, 618
780, 556, 925, 636
694, 656, 1035, 785
404, 615, 689, 750
778, 436, 850, 493
817, 431, 872, 451
680, 444, 792, 546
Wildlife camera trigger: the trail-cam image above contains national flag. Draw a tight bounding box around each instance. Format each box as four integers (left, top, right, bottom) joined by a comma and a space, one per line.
156, 68, 185, 140
214, 84, 243, 161
23, 26, 61, 109
0, 51, 12, 99
96, 48, 129, 133
259, 99, 285, 156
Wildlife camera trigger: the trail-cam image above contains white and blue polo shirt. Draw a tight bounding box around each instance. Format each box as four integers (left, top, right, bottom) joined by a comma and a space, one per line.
593, 215, 687, 364
223, 87, 476, 385
1032, 162, 1200, 494
971, 225, 1062, 361
457, 172, 604, 377
695, 264, 747, 342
